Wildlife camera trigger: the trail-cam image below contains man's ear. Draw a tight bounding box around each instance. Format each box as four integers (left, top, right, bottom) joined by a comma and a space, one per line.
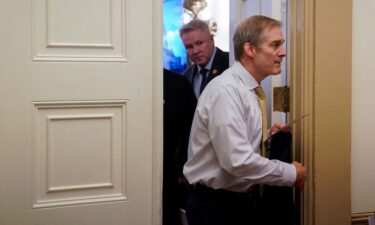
244, 42, 256, 58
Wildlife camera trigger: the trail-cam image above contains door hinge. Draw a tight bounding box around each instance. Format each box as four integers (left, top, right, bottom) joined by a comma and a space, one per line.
273, 86, 290, 112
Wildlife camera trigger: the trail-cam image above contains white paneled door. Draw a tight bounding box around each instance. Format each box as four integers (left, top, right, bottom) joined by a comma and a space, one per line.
0, 0, 161, 224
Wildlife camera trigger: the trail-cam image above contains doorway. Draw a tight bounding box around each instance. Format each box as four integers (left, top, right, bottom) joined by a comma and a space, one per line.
230, 0, 288, 127
229, 1, 302, 224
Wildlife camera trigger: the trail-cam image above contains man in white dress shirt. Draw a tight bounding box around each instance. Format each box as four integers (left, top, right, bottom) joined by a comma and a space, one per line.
183, 15, 307, 225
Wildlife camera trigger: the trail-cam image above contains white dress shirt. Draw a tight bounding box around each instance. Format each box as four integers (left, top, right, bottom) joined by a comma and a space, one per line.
183, 61, 296, 193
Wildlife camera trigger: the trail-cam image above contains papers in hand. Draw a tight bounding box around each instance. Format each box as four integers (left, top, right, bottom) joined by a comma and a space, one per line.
266, 114, 310, 141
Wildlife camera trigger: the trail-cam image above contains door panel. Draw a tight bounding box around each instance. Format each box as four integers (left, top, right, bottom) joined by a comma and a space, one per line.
0, 0, 158, 224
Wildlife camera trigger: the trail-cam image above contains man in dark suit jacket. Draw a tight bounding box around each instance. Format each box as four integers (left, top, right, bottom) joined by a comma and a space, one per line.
179, 19, 229, 98
163, 69, 197, 225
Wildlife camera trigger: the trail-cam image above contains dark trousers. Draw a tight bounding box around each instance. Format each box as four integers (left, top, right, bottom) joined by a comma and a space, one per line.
186, 184, 261, 225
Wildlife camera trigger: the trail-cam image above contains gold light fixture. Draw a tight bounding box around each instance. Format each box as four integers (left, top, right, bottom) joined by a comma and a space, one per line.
183, 0, 207, 18
182, 0, 217, 35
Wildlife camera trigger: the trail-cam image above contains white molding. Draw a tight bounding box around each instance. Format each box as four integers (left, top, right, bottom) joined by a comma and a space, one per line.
32, 194, 127, 209
152, 0, 163, 224
352, 212, 374, 225
32, 0, 127, 62
31, 100, 129, 208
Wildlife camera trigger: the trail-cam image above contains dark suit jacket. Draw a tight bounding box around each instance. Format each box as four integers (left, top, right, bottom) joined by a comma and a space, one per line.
261, 131, 297, 225
182, 47, 229, 92
163, 69, 197, 225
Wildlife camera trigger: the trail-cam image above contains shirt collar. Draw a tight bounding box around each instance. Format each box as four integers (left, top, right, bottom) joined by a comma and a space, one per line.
198, 47, 217, 72
232, 61, 259, 91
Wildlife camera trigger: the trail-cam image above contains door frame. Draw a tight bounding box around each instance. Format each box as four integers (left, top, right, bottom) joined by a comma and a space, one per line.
289, 0, 352, 224
152, 0, 163, 224
204, 0, 353, 224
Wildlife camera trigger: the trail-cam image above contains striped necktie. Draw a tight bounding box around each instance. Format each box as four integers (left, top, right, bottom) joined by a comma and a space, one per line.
255, 86, 268, 157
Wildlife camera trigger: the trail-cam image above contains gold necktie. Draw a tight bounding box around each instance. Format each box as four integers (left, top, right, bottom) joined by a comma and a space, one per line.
255, 86, 268, 157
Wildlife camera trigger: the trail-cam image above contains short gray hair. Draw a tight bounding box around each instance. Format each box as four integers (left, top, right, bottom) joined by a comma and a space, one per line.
179, 19, 211, 37
233, 15, 281, 61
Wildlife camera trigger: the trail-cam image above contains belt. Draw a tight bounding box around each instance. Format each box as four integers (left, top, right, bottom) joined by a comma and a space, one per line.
191, 183, 259, 200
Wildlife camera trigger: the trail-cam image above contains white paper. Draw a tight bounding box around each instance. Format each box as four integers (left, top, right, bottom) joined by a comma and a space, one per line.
267, 114, 310, 141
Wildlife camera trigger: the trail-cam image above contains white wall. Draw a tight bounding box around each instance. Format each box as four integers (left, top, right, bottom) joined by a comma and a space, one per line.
204, 0, 229, 52
352, 0, 375, 213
